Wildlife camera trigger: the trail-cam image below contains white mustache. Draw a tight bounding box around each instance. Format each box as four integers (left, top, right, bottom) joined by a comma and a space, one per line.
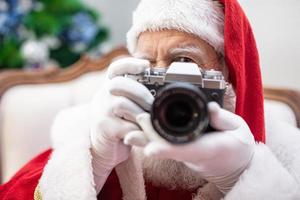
143, 156, 207, 190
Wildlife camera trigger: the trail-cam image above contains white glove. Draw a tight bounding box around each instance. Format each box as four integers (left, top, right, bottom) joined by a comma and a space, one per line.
134, 102, 255, 194
90, 57, 153, 193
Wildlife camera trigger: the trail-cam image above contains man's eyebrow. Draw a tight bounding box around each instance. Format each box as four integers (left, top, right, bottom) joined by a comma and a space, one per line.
168, 44, 204, 56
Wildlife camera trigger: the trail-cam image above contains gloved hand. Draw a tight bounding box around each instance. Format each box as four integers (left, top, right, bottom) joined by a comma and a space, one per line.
90, 57, 153, 193
133, 102, 255, 194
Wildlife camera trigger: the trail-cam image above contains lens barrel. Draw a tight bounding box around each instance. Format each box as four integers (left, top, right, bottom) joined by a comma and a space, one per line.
151, 82, 209, 143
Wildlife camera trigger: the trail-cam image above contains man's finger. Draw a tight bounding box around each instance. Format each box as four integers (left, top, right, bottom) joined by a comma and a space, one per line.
123, 130, 149, 147
208, 102, 241, 131
143, 142, 175, 159
111, 96, 145, 123
109, 77, 154, 111
108, 57, 150, 79
94, 118, 140, 141
136, 113, 166, 142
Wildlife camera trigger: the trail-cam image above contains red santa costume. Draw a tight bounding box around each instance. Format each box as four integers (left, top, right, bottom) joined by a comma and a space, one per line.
1, 0, 300, 199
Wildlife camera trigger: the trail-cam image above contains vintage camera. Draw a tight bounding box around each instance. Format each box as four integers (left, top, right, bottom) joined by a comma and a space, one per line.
126, 62, 227, 143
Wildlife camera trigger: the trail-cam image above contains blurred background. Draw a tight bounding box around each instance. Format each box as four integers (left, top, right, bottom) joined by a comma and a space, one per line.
0, 0, 109, 69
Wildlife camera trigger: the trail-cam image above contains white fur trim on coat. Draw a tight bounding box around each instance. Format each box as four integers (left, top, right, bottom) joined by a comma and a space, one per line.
225, 143, 300, 200
39, 105, 98, 200
265, 117, 300, 185
126, 0, 224, 54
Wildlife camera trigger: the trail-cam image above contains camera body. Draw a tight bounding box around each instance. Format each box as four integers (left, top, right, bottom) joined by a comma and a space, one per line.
126, 62, 227, 143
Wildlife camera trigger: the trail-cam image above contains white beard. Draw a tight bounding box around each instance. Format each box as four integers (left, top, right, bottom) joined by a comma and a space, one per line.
142, 156, 207, 190
141, 85, 236, 191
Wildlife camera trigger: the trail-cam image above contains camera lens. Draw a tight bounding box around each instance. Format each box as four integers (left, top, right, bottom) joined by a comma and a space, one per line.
160, 94, 199, 135
151, 82, 209, 143
165, 98, 193, 128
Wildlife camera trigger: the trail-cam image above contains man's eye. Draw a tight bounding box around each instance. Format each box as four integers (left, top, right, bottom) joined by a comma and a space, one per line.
174, 57, 194, 63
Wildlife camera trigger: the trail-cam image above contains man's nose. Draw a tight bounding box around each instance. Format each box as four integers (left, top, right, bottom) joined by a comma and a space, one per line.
155, 60, 169, 68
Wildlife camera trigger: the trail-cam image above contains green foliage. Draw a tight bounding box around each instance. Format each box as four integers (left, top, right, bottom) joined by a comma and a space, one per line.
24, 11, 61, 37
0, 38, 24, 69
49, 28, 109, 68
0, 0, 109, 69
50, 44, 80, 68
39, 0, 84, 15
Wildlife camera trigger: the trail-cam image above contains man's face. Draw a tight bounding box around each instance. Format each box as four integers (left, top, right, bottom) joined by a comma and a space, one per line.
135, 29, 223, 71
132, 30, 236, 190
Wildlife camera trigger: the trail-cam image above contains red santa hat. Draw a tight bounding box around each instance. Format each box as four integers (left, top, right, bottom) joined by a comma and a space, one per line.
127, 0, 265, 143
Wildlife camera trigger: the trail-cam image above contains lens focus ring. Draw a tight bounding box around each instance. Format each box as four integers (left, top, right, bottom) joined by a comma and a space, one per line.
151, 82, 209, 143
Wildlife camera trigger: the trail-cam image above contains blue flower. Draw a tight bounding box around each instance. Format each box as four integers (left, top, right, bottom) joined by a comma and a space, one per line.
0, 0, 25, 37
65, 12, 99, 46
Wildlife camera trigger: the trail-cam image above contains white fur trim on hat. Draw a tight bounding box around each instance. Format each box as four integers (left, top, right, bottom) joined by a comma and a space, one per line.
127, 0, 224, 54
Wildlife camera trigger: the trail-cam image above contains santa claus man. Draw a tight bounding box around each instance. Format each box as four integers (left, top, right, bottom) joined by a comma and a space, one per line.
1, 0, 300, 199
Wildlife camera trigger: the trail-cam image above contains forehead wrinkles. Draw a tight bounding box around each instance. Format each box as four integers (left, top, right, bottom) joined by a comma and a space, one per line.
168, 44, 204, 56
134, 39, 206, 60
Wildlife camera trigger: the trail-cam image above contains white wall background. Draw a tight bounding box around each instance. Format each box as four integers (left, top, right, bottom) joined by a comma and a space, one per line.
239, 0, 300, 89
83, 0, 140, 47
83, 0, 300, 90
